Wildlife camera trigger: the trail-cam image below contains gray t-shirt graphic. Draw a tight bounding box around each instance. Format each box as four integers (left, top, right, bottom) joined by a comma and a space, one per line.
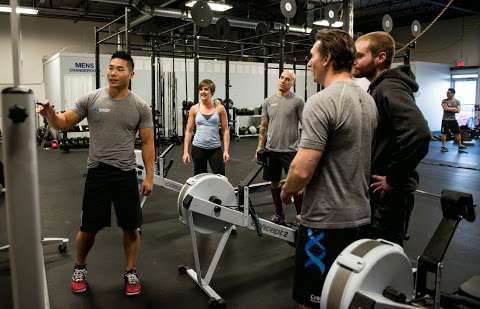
73, 88, 153, 171
299, 80, 378, 229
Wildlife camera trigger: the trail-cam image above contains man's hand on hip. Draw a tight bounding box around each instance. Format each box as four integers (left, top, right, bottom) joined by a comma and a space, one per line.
370, 175, 392, 198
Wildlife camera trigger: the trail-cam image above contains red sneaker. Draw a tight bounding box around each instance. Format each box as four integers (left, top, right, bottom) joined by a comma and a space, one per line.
71, 266, 88, 293
124, 270, 141, 296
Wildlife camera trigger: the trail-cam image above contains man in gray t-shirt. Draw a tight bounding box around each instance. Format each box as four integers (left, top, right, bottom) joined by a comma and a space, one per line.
72, 88, 153, 170
441, 88, 466, 152
255, 70, 304, 225
295, 80, 377, 228
37, 51, 154, 297
281, 29, 377, 309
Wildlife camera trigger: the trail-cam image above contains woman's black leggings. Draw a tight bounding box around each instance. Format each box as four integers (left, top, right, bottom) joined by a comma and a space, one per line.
191, 146, 225, 176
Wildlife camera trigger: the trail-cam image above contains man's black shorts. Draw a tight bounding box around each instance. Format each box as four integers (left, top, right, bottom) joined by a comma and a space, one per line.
441, 119, 460, 135
80, 163, 142, 232
262, 151, 296, 182
293, 225, 365, 308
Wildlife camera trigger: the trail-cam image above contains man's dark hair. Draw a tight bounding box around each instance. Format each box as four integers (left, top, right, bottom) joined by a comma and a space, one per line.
315, 29, 356, 72
111, 51, 134, 71
448, 88, 456, 94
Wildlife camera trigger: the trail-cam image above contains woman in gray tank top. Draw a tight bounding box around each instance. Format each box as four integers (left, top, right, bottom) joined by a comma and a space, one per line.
182, 79, 230, 175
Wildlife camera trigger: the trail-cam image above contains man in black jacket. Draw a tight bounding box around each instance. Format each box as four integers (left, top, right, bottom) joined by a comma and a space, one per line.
353, 31, 431, 246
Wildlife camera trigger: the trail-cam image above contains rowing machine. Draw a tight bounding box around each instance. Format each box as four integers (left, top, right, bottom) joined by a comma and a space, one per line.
135, 146, 297, 308
320, 190, 476, 309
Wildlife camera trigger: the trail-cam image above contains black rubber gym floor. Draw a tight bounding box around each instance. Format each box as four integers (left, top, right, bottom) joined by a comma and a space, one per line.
0, 138, 479, 308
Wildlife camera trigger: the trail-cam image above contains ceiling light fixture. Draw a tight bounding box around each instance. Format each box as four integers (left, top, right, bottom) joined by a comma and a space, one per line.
0, 5, 38, 15
185, 1, 233, 12
331, 21, 343, 28
313, 19, 329, 27
288, 26, 312, 34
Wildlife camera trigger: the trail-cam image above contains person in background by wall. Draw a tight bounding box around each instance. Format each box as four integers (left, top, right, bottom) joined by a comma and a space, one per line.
440, 88, 467, 153
183, 79, 230, 175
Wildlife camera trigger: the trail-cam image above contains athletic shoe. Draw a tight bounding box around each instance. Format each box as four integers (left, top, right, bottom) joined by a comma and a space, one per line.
286, 221, 300, 230
458, 148, 468, 153
70, 266, 88, 293
270, 214, 286, 225
124, 270, 141, 296
440, 146, 448, 152
459, 144, 466, 149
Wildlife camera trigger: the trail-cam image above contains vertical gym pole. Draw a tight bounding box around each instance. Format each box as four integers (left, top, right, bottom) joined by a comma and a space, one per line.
1, 0, 50, 308
279, 27, 286, 77
342, 0, 354, 37
193, 24, 199, 105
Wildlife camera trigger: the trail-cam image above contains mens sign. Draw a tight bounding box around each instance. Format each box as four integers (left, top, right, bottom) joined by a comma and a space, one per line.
69, 62, 95, 73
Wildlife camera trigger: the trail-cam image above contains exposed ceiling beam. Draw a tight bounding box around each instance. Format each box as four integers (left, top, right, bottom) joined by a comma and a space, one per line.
36, 7, 119, 20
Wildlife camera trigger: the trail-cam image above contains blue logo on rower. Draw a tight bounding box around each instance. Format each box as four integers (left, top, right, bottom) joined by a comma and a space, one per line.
304, 228, 326, 274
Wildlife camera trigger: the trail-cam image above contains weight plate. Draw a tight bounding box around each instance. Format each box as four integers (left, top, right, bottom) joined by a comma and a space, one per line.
280, 0, 297, 19
191, 0, 213, 28
326, 4, 337, 23
255, 22, 270, 36
382, 14, 393, 33
215, 17, 230, 39
411, 20, 421, 37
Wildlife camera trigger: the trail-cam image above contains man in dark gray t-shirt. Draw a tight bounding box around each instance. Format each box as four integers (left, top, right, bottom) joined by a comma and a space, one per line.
441, 88, 466, 152
281, 29, 377, 309
255, 70, 304, 225
37, 51, 154, 297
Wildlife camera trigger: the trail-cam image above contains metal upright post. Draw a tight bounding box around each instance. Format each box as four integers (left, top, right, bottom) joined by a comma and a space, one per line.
2, 2, 49, 308
95, 26, 100, 89
151, 43, 157, 154
293, 55, 297, 92
404, 48, 411, 66
304, 56, 308, 101
193, 26, 199, 104
225, 44, 230, 105
279, 26, 286, 76
124, 7, 130, 53
342, 0, 354, 37
263, 41, 269, 99
125, 7, 131, 90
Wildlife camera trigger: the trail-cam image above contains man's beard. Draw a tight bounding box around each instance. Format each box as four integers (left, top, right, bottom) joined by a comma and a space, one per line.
353, 61, 376, 80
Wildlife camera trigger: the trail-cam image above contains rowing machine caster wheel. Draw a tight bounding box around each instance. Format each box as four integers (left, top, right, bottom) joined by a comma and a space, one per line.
177, 265, 187, 275
58, 243, 67, 253
208, 298, 226, 309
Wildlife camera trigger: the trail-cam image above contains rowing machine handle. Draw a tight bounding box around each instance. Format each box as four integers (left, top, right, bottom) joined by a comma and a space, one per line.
249, 201, 263, 237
